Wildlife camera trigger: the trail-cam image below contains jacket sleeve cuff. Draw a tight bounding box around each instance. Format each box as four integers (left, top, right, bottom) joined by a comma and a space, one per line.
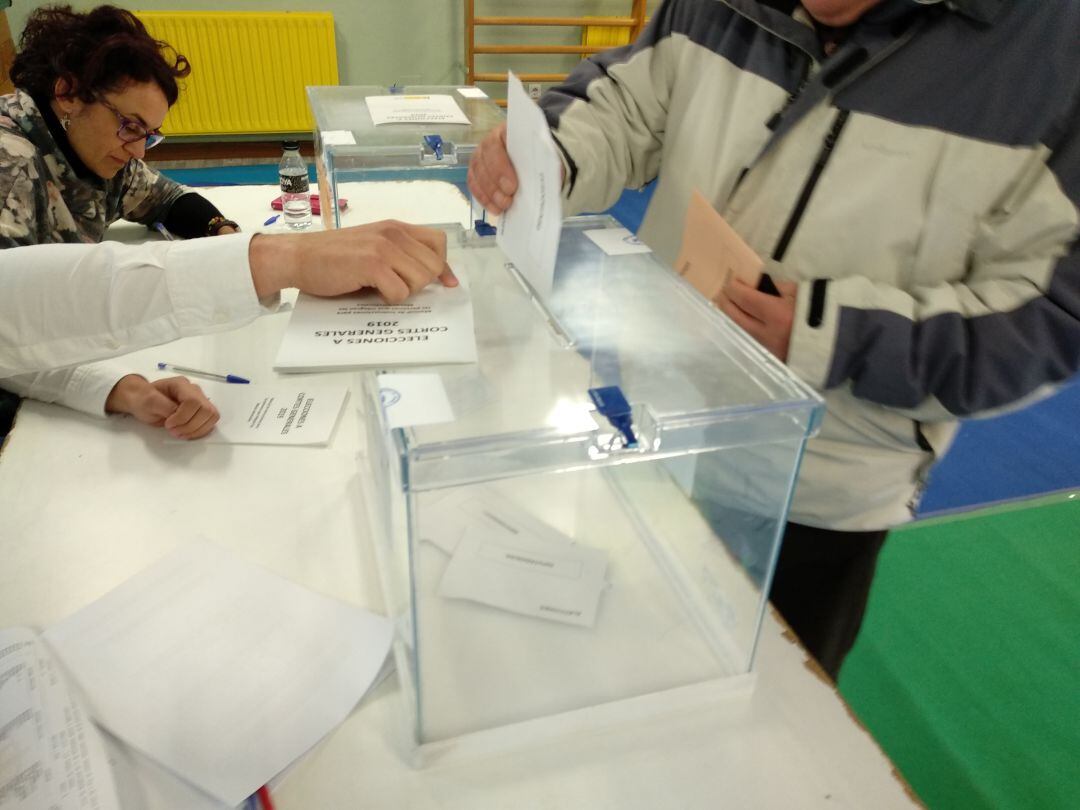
786, 279, 839, 391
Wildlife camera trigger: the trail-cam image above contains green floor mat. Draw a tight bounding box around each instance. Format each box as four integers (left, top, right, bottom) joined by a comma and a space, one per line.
839, 493, 1080, 809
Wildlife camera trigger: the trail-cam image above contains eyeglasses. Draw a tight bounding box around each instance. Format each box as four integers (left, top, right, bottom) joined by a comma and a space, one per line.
98, 98, 165, 150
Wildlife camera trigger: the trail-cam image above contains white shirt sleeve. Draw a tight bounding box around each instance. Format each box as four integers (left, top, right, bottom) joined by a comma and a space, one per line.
0, 233, 278, 378
0, 361, 129, 418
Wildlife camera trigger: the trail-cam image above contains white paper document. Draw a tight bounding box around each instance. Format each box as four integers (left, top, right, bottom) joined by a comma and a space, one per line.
42, 544, 394, 807
457, 87, 488, 99
104, 731, 231, 810
421, 487, 575, 557
366, 94, 470, 126
320, 130, 357, 146
274, 264, 478, 372
188, 383, 348, 446
497, 72, 563, 300
584, 227, 652, 256
0, 628, 120, 810
436, 500, 608, 628
377, 372, 454, 429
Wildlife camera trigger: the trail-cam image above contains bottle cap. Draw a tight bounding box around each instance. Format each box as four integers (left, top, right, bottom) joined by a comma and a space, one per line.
282, 139, 300, 150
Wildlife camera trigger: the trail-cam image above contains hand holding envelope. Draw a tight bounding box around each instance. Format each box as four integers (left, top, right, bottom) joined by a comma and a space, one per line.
675, 189, 765, 301
675, 189, 798, 361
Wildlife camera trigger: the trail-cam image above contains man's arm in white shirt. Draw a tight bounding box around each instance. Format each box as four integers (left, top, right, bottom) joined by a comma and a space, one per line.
0, 220, 455, 378
0, 235, 268, 378
0, 362, 131, 417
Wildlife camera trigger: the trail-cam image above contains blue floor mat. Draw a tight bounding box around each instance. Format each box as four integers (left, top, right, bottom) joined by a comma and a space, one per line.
167, 167, 1080, 514
918, 378, 1080, 515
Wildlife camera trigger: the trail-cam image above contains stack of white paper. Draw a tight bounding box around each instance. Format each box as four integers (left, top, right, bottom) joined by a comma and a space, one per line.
0, 628, 120, 810
185, 383, 349, 446
42, 544, 394, 807
424, 490, 609, 628
274, 265, 478, 372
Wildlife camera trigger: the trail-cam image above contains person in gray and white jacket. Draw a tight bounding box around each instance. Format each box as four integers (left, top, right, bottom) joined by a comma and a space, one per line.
469, 0, 1080, 677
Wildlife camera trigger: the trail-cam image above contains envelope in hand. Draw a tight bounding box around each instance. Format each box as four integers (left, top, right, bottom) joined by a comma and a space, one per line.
674, 189, 763, 303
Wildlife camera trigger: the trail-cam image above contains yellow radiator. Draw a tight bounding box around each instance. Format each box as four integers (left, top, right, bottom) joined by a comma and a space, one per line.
135, 11, 338, 136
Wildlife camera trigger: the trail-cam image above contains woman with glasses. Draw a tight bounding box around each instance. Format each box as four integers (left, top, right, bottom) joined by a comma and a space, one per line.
0, 4, 237, 439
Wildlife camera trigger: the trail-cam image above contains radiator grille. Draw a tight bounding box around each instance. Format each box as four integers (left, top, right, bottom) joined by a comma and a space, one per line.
136, 11, 338, 136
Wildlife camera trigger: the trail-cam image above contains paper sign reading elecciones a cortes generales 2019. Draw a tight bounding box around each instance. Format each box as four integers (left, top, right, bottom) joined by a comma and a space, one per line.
274, 262, 478, 372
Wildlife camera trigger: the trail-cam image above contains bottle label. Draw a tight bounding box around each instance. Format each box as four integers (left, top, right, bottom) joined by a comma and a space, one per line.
280, 174, 310, 194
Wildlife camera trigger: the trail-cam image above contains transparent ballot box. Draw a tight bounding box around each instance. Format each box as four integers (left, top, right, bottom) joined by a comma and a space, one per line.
359, 215, 824, 757
307, 85, 503, 229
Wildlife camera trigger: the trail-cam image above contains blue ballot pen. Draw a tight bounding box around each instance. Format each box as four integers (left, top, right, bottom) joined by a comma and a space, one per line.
157, 362, 250, 384
153, 222, 175, 241
263, 214, 280, 226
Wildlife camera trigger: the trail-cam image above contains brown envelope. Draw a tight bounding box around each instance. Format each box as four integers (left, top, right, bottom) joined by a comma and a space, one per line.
674, 189, 763, 302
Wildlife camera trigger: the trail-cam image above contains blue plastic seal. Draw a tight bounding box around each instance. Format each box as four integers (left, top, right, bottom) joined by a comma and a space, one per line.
423, 134, 444, 160
588, 385, 637, 448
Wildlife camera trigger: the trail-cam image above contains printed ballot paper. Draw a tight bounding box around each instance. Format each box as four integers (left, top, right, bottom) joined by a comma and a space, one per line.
421, 487, 574, 557
0, 629, 120, 810
377, 372, 454, 429
178, 383, 348, 446
366, 94, 470, 126
41, 544, 393, 808
675, 189, 764, 302
497, 72, 563, 301
274, 263, 478, 372
432, 490, 609, 628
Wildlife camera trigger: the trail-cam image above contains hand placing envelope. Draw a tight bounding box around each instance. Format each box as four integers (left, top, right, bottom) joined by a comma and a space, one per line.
674, 188, 764, 302
675, 189, 797, 361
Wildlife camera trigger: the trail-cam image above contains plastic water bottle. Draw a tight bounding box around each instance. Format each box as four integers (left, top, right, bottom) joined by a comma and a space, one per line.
278, 140, 312, 230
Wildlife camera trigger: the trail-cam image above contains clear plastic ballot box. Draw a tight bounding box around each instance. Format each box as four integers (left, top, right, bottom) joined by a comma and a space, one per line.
356, 214, 825, 757
307, 85, 502, 229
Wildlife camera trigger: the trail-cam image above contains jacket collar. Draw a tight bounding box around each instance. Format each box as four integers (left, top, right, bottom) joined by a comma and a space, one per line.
734, 1, 1008, 29
5, 89, 101, 184
916, 0, 1007, 24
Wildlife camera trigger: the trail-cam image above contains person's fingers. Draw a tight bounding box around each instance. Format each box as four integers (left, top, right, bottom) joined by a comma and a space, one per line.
159, 378, 217, 435
153, 376, 198, 401
134, 387, 176, 426
722, 278, 771, 322
491, 123, 517, 196
384, 226, 449, 289
717, 294, 766, 342
438, 264, 459, 287
775, 279, 799, 299
394, 222, 447, 263
170, 404, 219, 440
366, 264, 412, 304
374, 236, 439, 294
163, 395, 204, 432
469, 125, 517, 214
467, 160, 494, 211
469, 156, 504, 212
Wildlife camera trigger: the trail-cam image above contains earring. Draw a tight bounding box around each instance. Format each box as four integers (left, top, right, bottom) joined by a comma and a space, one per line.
60, 114, 71, 131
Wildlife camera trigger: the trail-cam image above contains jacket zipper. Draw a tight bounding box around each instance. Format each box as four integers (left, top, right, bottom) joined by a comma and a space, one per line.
732, 72, 810, 196
771, 108, 850, 263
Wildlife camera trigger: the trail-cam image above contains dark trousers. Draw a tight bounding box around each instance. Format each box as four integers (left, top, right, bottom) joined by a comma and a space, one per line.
768, 522, 888, 681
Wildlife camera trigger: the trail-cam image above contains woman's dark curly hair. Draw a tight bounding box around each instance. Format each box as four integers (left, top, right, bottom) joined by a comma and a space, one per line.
10, 4, 190, 105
